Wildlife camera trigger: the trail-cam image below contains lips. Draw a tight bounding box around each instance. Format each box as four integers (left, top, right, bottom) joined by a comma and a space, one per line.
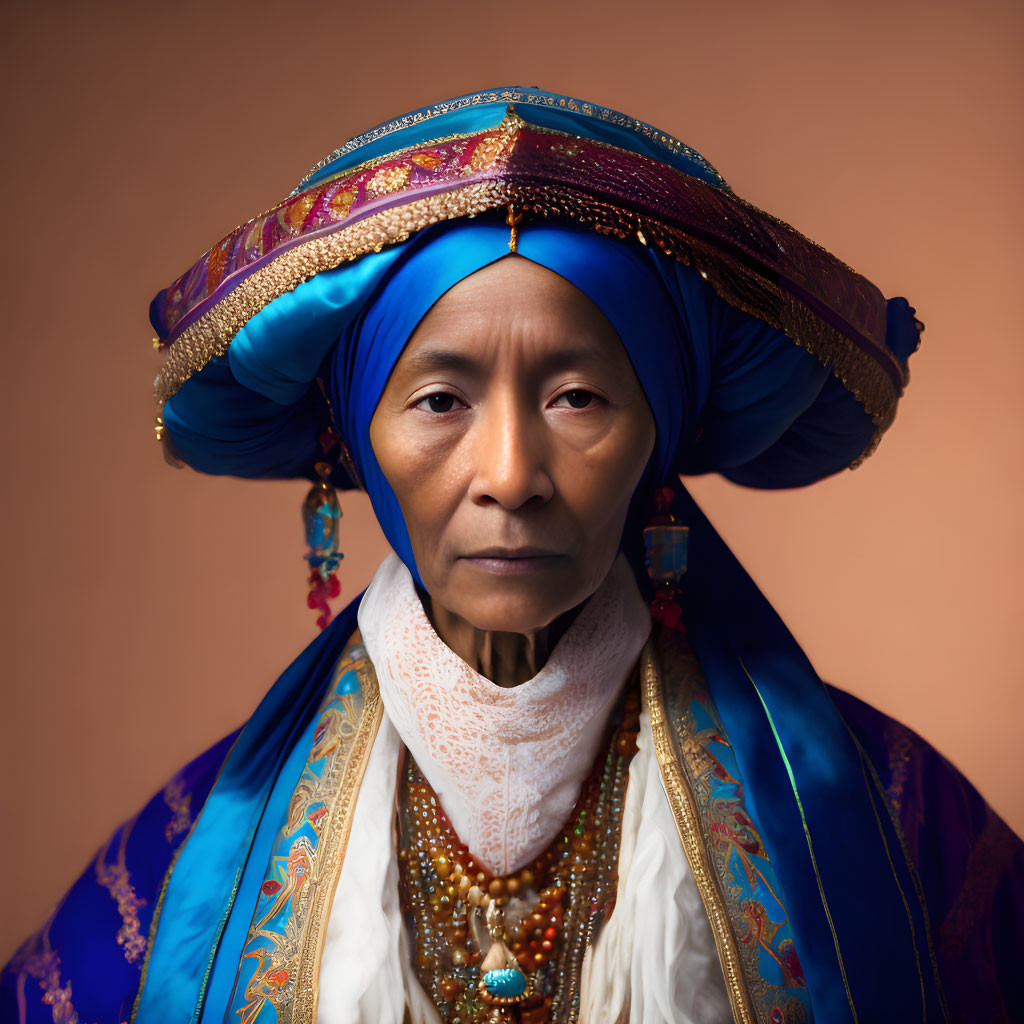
459, 548, 566, 575
462, 547, 561, 560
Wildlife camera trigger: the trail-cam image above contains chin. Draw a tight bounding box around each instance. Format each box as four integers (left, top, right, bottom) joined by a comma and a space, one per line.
447, 582, 588, 636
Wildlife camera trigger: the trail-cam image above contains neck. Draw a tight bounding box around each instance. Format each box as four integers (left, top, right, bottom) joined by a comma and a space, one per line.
420, 593, 583, 687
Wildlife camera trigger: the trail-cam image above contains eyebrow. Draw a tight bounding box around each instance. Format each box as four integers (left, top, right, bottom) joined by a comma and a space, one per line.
399, 338, 614, 377
399, 348, 480, 375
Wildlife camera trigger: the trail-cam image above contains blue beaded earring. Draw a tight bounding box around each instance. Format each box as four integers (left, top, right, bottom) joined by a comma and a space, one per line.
643, 487, 689, 632
302, 460, 343, 629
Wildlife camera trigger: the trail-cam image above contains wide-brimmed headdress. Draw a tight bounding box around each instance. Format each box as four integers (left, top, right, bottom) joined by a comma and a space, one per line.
151, 87, 920, 499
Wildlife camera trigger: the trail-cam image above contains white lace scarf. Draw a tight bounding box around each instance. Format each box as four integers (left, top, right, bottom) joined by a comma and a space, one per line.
360, 552, 650, 874
316, 554, 731, 1023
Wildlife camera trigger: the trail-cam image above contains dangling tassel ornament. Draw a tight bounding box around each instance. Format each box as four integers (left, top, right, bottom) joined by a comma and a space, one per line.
302, 461, 343, 630
643, 486, 689, 632
506, 202, 523, 254
477, 898, 531, 1022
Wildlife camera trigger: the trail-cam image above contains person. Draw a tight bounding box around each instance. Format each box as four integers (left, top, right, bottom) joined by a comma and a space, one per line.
3, 87, 1020, 1024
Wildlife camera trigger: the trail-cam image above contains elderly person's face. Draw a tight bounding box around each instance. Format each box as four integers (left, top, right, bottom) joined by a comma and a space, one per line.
370, 256, 656, 636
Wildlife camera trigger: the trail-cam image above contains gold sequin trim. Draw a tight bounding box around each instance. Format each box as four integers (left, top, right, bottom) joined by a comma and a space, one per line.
365, 163, 411, 198
643, 636, 756, 1024
293, 88, 727, 195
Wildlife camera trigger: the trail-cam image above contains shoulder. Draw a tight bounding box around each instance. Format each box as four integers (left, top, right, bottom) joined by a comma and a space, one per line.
827, 687, 1024, 1022
1, 729, 237, 1023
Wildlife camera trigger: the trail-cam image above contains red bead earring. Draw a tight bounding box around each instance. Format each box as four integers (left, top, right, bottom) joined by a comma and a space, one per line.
643, 487, 689, 632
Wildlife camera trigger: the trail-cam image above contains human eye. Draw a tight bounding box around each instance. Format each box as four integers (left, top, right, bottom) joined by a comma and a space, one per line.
412, 390, 464, 414
551, 388, 601, 410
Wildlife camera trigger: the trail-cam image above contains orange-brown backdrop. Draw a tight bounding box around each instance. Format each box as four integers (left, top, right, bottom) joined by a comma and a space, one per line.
1, 0, 1021, 962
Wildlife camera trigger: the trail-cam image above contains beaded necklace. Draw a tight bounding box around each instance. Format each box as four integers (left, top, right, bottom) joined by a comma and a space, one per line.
397, 682, 640, 1024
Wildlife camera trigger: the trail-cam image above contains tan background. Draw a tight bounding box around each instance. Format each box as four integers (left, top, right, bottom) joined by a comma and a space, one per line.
1, 0, 1021, 961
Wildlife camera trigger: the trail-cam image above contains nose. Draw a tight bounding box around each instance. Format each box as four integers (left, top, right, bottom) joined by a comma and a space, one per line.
467, 394, 554, 509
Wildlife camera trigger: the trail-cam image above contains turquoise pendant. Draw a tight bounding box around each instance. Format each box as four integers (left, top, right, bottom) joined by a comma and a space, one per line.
482, 967, 527, 999
643, 523, 689, 585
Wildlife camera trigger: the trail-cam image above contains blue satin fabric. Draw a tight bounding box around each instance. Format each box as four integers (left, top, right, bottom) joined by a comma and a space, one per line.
162, 246, 409, 485
134, 599, 362, 1024
677, 487, 944, 1021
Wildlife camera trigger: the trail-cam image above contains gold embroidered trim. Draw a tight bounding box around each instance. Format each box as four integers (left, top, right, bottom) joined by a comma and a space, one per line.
162, 771, 193, 842
95, 815, 148, 964
294, 109, 525, 202
9, 918, 81, 1023
290, 653, 383, 1024
293, 89, 727, 195
194, 111, 524, 256
643, 639, 756, 1024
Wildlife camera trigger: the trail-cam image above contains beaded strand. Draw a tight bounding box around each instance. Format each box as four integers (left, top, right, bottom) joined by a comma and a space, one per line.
397, 682, 640, 1024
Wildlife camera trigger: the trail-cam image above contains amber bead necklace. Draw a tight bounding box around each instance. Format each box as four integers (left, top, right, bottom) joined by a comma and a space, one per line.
397, 683, 640, 1024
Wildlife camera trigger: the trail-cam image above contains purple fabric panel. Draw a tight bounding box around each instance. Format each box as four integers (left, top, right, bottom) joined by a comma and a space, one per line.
1, 729, 239, 1024
828, 687, 1024, 1023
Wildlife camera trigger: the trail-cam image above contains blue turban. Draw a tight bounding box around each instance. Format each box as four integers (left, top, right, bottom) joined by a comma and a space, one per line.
330, 216, 857, 582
